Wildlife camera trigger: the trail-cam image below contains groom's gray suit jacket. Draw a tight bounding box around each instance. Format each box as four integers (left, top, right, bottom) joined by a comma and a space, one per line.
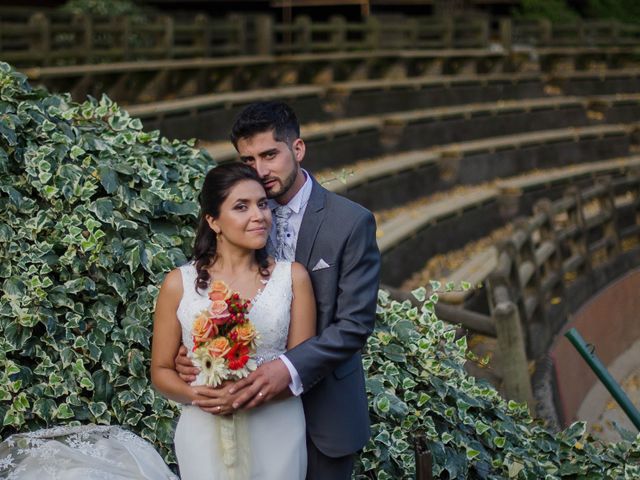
284, 177, 381, 458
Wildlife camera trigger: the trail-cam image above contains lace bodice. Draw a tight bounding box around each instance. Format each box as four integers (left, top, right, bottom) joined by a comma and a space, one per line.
177, 261, 293, 383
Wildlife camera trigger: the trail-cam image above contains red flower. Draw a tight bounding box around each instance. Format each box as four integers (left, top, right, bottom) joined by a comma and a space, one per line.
225, 343, 250, 370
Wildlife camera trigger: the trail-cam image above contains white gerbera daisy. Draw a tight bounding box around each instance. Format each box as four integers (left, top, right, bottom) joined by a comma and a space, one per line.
193, 348, 229, 387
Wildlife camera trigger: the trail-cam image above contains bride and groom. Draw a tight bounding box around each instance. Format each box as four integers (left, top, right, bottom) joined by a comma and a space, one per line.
151, 101, 381, 479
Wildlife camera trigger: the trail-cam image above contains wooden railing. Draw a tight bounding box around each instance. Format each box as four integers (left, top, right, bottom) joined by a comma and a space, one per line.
485, 174, 640, 402
3, 9, 640, 67
389, 173, 640, 406
508, 18, 640, 48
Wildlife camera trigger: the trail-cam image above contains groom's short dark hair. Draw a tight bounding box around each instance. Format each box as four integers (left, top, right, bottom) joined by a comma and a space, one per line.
230, 101, 300, 148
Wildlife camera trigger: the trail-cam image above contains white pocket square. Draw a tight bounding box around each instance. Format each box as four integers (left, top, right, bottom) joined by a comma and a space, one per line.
312, 259, 330, 271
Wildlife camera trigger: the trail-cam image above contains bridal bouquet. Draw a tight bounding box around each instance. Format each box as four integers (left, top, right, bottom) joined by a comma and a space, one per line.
191, 280, 258, 387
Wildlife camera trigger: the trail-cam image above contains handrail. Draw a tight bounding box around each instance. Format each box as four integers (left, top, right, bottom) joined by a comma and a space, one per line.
3, 10, 640, 66
565, 328, 640, 431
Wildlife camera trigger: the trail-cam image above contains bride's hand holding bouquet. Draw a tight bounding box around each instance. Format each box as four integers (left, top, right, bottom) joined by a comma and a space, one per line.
189, 280, 258, 415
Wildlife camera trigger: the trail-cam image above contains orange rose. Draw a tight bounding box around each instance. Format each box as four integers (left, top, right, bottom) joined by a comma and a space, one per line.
192, 312, 217, 344
233, 323, 257, 346
209, 280, 231, 302
207, 336, 231, 358
209, 300, 231, 325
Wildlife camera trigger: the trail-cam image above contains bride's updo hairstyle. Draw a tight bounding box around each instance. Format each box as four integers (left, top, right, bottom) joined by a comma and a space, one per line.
193, 163, 270, 291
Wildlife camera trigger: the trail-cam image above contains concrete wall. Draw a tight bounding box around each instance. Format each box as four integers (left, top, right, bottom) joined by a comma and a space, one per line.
549, 268, 640, 425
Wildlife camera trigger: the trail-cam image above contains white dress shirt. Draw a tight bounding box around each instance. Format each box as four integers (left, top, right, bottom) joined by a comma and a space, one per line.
269, 170, 312, 396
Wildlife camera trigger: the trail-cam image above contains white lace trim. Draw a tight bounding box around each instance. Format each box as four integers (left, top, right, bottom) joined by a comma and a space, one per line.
0, 425, 177, 479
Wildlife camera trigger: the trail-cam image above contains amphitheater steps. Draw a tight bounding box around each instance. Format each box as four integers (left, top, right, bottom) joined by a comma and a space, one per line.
131, 70, 640, 144
323, 123, 635, 211
374, 154, 640, 288
199, 94, 640, 171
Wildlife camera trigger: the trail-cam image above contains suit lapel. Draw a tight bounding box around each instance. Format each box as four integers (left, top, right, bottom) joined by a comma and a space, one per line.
296, 177, 327, 267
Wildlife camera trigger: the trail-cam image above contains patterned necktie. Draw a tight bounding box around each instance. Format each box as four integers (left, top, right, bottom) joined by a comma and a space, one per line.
273, 205, 295, 261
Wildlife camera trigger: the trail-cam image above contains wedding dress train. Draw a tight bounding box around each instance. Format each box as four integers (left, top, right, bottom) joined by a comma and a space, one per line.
174, 261, 307, 480
0, 424, 178, 479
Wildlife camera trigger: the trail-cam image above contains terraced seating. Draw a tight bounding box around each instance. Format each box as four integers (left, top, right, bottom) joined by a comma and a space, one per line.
128, 69, 640, 151
128, 86, 329, 142
549, 69, 640, 96
198, 95, 640, 172
439, 156, 640, 306
24, 49, 513, 104
375, 152, 640, 288
131, 72, 551, 136
329, 123, 634, 211
512, 45, 640, 73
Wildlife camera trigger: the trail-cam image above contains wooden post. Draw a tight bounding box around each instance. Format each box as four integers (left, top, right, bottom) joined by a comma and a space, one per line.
228, 14, 246, 56
499, 18, 512, 51
442, 16, 454, 49
407, 18, 418, 50
161, 15, 174, 58
365, 15, 380, 49
253, 14, 273, 55
577, 21, 586, 47
477, 17, 489, 48
540, 19, 552, 46
73, 13, 93, 63
29, 12, 50, 66
119, 15, 131, 61
598, 177, 622, 258
414, 435, 433, 480
296, 16, 312, 53
194, 13, 212, 57
611, 20, 620, 46
329, 15, 346, 51
493, 300, 534, 407
567, 186, 593, 274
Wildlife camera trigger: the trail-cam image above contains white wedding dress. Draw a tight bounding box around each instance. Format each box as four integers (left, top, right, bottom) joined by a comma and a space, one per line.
0, 424, 178, 479
174, 261, 307, 480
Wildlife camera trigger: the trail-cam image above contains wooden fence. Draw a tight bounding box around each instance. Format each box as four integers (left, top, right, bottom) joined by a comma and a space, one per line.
2, 8, 640, 66
485, 173, 640, 402
508, 19, 640, 48
390, 172, 640, 408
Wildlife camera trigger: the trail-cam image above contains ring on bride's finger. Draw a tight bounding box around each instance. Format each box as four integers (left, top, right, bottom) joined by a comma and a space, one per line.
258, 392, 264, 398
216, 406, 221, 411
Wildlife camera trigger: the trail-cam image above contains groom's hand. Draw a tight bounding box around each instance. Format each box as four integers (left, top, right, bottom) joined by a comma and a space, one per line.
175, 345, 199, 383
229, 359, 291, 410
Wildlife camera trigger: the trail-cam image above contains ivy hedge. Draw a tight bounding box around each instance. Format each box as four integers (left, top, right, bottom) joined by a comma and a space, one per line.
0, 62, 210, 462
1, 62, 640, 478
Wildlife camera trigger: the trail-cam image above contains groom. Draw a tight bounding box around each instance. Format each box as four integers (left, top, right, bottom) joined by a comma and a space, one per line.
176, 101, 380, 479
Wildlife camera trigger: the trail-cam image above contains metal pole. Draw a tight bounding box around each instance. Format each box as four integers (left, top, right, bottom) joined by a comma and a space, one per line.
565, 328, 640, 431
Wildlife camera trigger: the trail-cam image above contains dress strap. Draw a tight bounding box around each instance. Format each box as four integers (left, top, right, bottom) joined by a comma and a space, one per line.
179, 262, 199, 298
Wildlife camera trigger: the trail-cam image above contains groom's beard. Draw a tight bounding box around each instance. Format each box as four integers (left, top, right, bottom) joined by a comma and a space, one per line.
263, 164, 298, 200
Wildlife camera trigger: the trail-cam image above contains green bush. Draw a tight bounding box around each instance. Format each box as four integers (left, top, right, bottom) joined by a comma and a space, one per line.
515, 0, 581, 23
1, 62, 639, 478
60, 0, 149, 18
356, 287, 640, 478
0, 62, 210, 463
586, 0, 640, 24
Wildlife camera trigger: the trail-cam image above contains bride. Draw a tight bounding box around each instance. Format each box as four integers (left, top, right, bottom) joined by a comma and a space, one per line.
151, 163, 316, 480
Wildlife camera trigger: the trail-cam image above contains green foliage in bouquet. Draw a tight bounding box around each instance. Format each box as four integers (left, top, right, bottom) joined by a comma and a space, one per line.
0, 62, 211, 462
2, 62, 640, 478
354, 286, 640, 479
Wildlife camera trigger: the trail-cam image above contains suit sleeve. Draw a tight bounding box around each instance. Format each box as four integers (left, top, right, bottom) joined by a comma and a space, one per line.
283, 210, 381, 392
